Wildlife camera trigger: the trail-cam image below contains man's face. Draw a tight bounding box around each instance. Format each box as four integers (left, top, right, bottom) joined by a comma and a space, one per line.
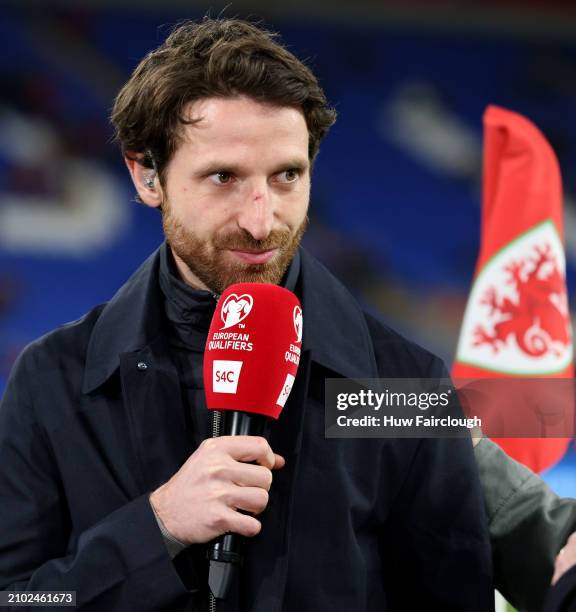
157, 96, 310, 294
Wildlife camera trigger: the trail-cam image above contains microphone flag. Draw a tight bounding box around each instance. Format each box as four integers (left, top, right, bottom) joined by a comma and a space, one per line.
204, 282, 303, 419
452, 105, 573, 473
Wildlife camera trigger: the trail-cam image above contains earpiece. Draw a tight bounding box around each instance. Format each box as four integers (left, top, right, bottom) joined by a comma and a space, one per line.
144, 172, 156, 189
142, 149, 158, 191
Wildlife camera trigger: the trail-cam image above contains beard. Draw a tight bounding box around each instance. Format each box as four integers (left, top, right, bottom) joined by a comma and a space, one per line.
162, 204, 307, 295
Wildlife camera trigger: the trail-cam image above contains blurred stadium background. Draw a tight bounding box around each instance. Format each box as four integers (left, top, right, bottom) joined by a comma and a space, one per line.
2, 0, 576, 510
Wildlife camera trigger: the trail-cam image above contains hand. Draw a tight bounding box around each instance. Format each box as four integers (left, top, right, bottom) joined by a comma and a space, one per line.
149, 436, 285, 546
552, 533, 576, 585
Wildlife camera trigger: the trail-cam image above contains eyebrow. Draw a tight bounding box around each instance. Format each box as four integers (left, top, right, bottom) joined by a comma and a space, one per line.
195, 158, 310, 177
278, 159, 310, 172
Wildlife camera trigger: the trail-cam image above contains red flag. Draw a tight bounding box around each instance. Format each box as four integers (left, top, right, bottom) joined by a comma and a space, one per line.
452, 105, 573, 473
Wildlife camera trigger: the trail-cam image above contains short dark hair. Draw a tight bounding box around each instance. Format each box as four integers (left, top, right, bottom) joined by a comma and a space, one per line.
111, 17, 336, 180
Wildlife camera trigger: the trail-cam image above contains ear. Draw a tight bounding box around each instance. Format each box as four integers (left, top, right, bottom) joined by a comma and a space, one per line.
124, 154, 163, 208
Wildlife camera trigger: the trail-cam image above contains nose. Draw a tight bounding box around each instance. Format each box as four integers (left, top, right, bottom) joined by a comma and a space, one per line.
237, 182, 274, 241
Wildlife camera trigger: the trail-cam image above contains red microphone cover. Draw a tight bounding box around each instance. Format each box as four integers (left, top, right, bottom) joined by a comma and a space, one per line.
203, 283, 303, 419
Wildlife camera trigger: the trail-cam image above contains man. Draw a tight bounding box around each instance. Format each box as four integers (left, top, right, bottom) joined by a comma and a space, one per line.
0, 18, 493, 610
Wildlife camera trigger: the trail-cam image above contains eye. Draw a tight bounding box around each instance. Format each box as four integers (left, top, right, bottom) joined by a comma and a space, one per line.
208, 171, 235, 185
276, 169, 301, 184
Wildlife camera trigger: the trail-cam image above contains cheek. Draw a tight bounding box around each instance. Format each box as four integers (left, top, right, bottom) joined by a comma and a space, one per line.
286, 189, 309, 225
171, 189, 235, 227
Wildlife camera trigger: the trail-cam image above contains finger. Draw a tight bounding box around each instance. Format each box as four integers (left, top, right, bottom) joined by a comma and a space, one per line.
218, 436, 276, 469
552, 550, 575, 585
552, 562, 566, 586
552, 556, 563, 585
227, 485, 270, 515
228, 463, 273, 490
225, 510, 262, 538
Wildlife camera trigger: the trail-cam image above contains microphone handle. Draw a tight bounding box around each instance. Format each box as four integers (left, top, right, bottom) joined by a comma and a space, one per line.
207, 410, 269, 599
220, 409, 269, 437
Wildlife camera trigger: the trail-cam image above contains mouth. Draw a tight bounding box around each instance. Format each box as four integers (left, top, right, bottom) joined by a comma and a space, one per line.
226, 248, 278, 265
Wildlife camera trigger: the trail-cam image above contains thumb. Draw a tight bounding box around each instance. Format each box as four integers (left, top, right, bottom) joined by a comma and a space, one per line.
272, 453, 286, 470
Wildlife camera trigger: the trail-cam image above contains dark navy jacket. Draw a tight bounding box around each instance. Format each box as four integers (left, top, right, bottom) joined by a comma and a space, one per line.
0, 247, 494, 611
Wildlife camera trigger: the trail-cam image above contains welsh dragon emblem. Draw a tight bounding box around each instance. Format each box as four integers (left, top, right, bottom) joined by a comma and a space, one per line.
473, 243, 571, 357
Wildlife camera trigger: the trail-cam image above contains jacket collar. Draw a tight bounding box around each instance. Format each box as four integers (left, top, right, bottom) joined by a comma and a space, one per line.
82, 249, 164, 394
82, 245, 378, 394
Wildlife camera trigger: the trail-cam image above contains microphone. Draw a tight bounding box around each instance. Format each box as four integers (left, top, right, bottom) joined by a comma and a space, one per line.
203, 282, 303, 599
